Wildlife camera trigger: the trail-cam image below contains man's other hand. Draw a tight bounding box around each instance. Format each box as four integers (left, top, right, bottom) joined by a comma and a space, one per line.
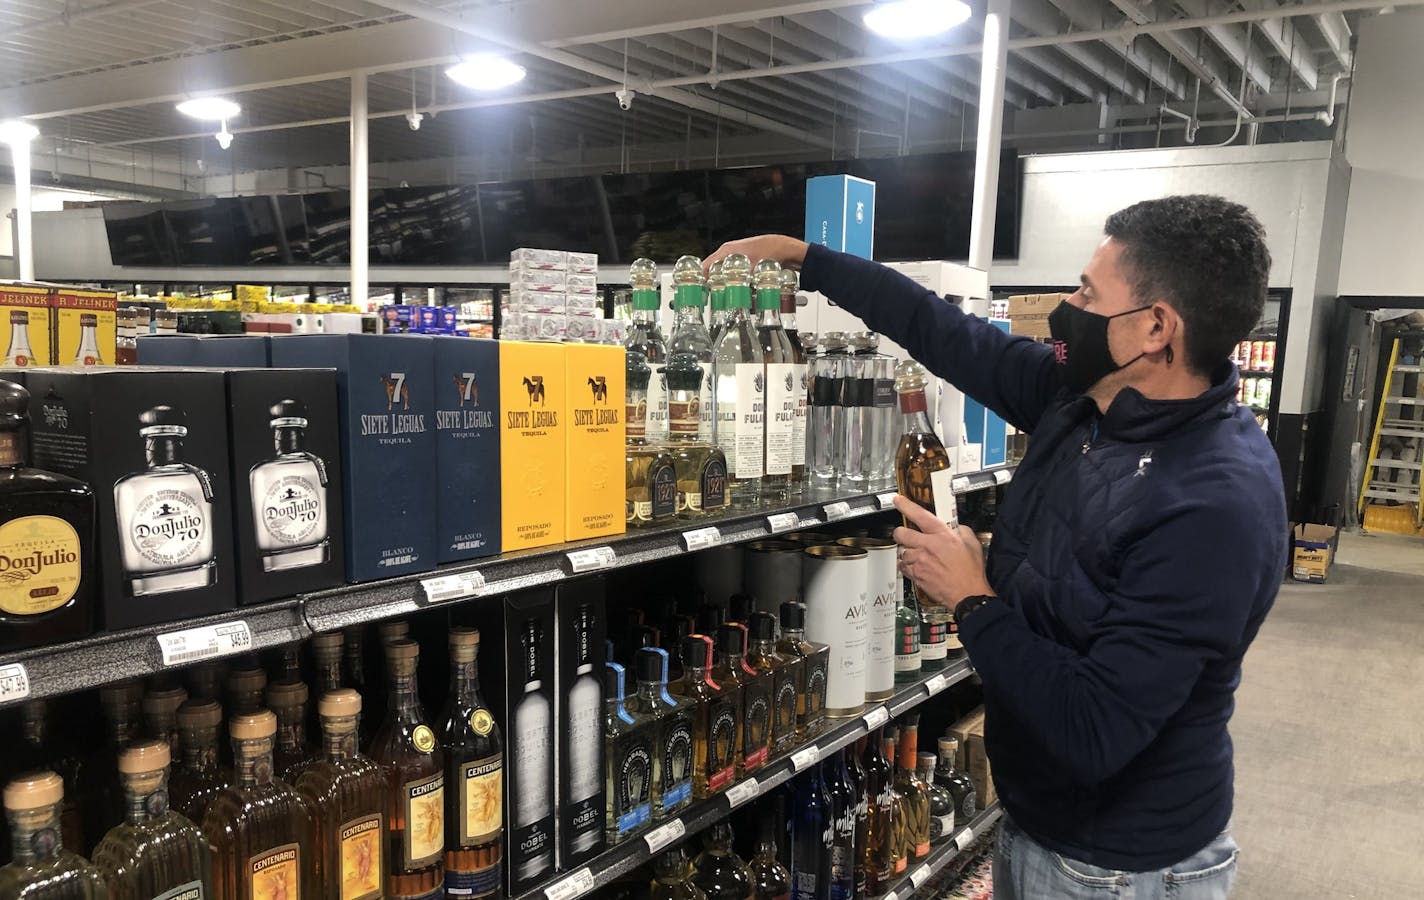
892, 495, 994, 609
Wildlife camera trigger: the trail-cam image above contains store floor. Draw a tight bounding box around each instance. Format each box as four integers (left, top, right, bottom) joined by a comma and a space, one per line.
1231, 531, 1424, 899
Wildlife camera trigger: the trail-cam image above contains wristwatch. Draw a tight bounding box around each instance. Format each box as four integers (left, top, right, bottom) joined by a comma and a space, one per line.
953, 594, 997, 626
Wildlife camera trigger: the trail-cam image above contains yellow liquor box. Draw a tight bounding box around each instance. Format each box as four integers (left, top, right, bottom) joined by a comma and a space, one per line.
0, 285, 54, 366
500, 341, 566, 551
52, 289, 118, 367
563, 343, 626, 541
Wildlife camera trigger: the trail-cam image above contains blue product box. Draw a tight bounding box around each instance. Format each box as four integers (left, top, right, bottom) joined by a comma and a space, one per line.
381, 305, 415, 334
804, 174, 876, 260
269, 333, 436, 582
962, 318, 1010, 468
137, 334, 271, 367
440, 306, 459, 333
432, 335, 501, 562
417, 306, 441, 334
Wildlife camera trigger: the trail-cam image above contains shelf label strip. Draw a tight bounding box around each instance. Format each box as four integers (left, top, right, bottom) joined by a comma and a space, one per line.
822, 501, 851, 522
421, 570, 486, 604
644, 819, 686, 853
545, 868, 595, 900
951, 475, 971, 493
924, 673, 949, 696
863, 706, 890, 732
876, 492, 898, 510
681, 527, 722, 552
767, 512, 801, 532
0, 663, 30, 703
955, 827, 975, 850
993, 468, 1013, 485
156, 620, 252, 667
725, 778, 760, 809
566, 546, 616, 574
910, 865, 931, 888
791, 745, 820, 772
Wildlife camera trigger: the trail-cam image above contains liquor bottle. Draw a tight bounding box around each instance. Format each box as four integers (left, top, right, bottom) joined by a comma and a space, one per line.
807, 333, 848, 489
312, 632, 345, 695
624, 647, 694, 820
202, 710, 316, 900
790, 760, 830, 900
378, 621, 410, 646
744, 612, 799, 759
860, 731, 894, 897
867, 340, 898, 491
693, 822, 754, 900
169, 700, 229, 825
935, 738, 977, 828
626, 258, 670, 443
775, 603, 829, 743
660, 615, 693, 684
711, 253, 765, 510
845, 744, 869, 900
893, 584, 922, 685
343, 627, 377, 749
603, 661, 654, 845
842, 334, 895, 491
113, 309, 135, 367
566, 604, 604, 857
73, 314, 102, 366
439, 628, 503, 899
749, 814, 792, 900
92, 741, 212, 900
714, 623, 771, 776
823, 754, 859, 900
919, 752, 955, 843
778, 269, 808, 495
295, 689, 389, 900
668, 634, 737, 798
663, 352, 729, 519
266, 680, 313, 783
510, 619, 553, 883
142, 682, 188, 756
669, 256, 717, 441
248, 399, 331, 572
882, 731, 907, 876
0, 772, 107, 899
225, 664, 267, 716
9, 702, 84, 863
0, 381, 95, 654
187, 664, 220, 703
755, 259, 796, 506
112, 405, 216, 596
626, 350, 679, 528
369, 639, 445, 897
892, 720, 929, 861
2, 311, 33, 366
652, 847, 707, 900
707, 260, 730, 338
85, 680, 143, 853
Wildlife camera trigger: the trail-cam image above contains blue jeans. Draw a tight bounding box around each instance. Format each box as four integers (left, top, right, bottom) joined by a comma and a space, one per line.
994, 815, 1239, 900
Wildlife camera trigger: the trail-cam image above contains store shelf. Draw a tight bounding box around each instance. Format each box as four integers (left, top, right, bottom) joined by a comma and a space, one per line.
1238, 368, 1275, 376
881, 802, 1004, 900
524, 658, 978, 900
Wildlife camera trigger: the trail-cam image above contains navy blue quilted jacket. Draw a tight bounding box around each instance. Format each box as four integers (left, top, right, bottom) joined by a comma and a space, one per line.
801, 244, 1287, 871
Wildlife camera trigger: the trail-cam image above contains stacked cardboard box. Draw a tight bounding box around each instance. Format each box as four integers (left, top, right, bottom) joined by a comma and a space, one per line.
503, 248, 619, 343
0, 283, 119, 367
948, 705, 994, 809
1006, 292, 1070, 341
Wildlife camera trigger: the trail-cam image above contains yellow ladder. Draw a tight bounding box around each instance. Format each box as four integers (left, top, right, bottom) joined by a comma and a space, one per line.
1358, 338, 1424, 533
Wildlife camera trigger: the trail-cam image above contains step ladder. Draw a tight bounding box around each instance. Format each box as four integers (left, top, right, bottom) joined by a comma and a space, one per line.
1359, 338, 1424, 534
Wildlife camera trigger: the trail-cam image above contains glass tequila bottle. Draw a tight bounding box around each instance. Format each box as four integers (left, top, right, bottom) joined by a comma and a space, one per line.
707, 260, 730, 339
141, 682, 188, 756
883, 731, 907, 876
309, 632, 345, 740
775, 603, 829, 743
842, 333, 895, 491
0, 772, 107, 900
626, 258, 670, 443
892, 721, 929, 861
224, 664, 266, 717
624, 647, 694, 821
778, 269, 808, 495
807, 333, 848, 490
565, 604, 605, 857
919, 752, 955, 844
10, 702, 84, 859
669, 256, 716, 442
823, 754, 858, 900
935, 738, 977, 829
711, 253, 765, 509
693, 823, 754, 900
85, 680, 143, 854
266, 680, 313, 783
603, 662, 654, 846
247, 399, 330, 572
755, 259, 796, 506
295, 689, 389, 900
668, 635, 737, 798
626, 350, 678, 528
2, 310, 34, 366
510, 619, 553, 884
861, 731, 895, 890
169, 700, 229, 826
92, 741, 212, 900
652, 847, 707, 900
664, 352, 729, 519
749, 814, 791, 900
790, 761, 830, 900
745, 612, 800, 759
439, 628, 503, 899
713, 623, 771, 777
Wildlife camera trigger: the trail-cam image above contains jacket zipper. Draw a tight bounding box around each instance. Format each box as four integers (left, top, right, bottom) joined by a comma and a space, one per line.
1080, 422, 1099, 455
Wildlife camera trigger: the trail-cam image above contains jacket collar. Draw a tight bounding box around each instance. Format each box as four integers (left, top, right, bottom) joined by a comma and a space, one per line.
1083, 362, 1241, 443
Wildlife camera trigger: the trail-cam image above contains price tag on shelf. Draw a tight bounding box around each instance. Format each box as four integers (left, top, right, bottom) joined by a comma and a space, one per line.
0, 663, 30, 703
951, 475, 971, 493
822, 501, 851, 522
156, 620, 252, 667
883, 891, 898, 900
993, 468, 1013, 485
420, 570, 486, 604
766, 512, 800, 532
955, 828, 975, 850
924, 673, 949, 696
545, 868, 595, 900
644, 819, 686, 853
681, 527, 722, 552
863, 706, 889, 732
910, 866, 931, 889
726, 778, 760, 809
566, 546, 616, 574
791, 746, 819, 772
876, 492, 898, 510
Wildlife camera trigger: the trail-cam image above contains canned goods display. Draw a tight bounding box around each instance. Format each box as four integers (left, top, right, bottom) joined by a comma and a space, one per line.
802, 544, 869, 717
836, 536, 898, 701
1250, 340, 1266, 371
1254, 377, 1272, 409
1263, 340, 1276, 369
1238, 340, 1254, 366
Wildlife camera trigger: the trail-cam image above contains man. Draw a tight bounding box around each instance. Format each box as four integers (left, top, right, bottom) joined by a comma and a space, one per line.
707, 195, 1286, 899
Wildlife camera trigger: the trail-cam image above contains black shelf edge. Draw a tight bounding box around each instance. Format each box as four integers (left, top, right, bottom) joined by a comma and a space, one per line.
522, 658, 978, 900
881, 802, 1004, 900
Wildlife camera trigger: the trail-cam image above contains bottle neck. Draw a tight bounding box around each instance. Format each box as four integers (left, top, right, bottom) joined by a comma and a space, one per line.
672, 286, 705, 323
21, 707, 45, 747
781, 626, 805, 644
144, 436, 183, 468
387, 665, 423, 720
450, 655, 483, 708
899, 389, 935, 434
180, 726, 220, 774
234, 736, 276, 789
7, 803, 62, 863
917, 760, 936, 782
272, 704, 306, 753
0, 430, 23, 467
897, 729, 918, 770
105, 705, 140, 748
322, 720, 360, 762
632, 290, 660, 325
315, 657, 342, 694
123, 769, 169, 825
274, 426, 305, 455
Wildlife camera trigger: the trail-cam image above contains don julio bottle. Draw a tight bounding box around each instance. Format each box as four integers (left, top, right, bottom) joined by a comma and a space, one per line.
440, 628, 503, 898
755, 259, 796, 505
0, 772, 108, 900
711, 253, 765, 509
248, 399, 330, 572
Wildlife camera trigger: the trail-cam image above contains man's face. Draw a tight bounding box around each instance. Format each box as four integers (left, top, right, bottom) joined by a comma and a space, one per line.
1067, 237, 1157, 392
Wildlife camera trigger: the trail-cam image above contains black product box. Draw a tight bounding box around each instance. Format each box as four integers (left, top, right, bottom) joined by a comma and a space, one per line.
26, 367, 237, 630
225, 368, 346, 603
431, 336, 500, 563
137, 334, 271, 367
556, 578, 607, 867
269, 334, 436, 582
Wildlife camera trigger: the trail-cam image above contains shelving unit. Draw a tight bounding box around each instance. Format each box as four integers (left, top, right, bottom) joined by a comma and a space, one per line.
530, 658, 979, 900
881, 803, 1004, 900
0, 466, 1014, 709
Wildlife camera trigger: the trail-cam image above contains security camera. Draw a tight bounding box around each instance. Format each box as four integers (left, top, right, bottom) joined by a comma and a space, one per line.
215, 128, 233, 150
406, 111, 424, 132
616, 89, 634, 111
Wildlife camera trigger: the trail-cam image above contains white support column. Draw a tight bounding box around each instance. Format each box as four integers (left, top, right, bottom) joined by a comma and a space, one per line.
968, 0, 1011, 273
350, 71, 369, 306
9, 137, 35, 281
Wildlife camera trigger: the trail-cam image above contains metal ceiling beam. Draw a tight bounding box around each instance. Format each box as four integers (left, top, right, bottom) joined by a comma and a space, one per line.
1314, 11, 1353, 71
1011, 0, 1140, 102
1043, 0, 1191, 100
1096, 0, 1250, 113
0, 0, 168, 40
1235, 0, 1318, 89
1171, 0, 1274, 93
543, 0, 862, 48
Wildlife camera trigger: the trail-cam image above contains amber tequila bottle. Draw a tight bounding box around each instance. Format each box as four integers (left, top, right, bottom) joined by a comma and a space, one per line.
142, 683, 188, 756
668, 635, 737, 798
295, 689, 389, 900
862, 731, 895, 894
201, 710, 316, 900
224, 663, 267, 717
309, 632, 345, 739
883, 731, 907, 876
775, 602, 828, 743
369, 638, 445, 897
693, 822, 755, 900
603, 661, 654, 846
623, 647, 694, 821
626, 349, 678, 528
0, 772, 108, 899
86, 680, 143, 853
265, 681, 312, 784
169, 700, 229, 825
714, 623, 771, 776
439, 628, 503, 899
745, 612, 800, 759
11, 702, 84, 857
92, 741, 213, 900
893, 722, 930, 861
652, 847, 705, 900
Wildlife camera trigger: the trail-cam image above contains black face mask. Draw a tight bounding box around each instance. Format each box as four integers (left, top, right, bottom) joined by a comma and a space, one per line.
1047, 301, 1150, 394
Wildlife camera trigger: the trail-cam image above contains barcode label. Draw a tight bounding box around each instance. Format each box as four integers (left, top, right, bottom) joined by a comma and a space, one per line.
767, 512, 800, 532
951, 476, 971, 492
823, 501, 851, 521
911, 866, 930, 888
955, 827, 975, 849
863, 706, 889, 731
0, 663, 30, 703
925, 673, 949, 696
644, 819, 686, 853
421, 570, 486, 604
876, 492, 898, 509
884, 892, 898, 900
545, 868, 595, 900
157, 621, 252, 667
993, 468, 1013, 485
791, 746, 819, 771
726, 778, 759, 808
566, 546, 616, 573
681, 527, 722, 551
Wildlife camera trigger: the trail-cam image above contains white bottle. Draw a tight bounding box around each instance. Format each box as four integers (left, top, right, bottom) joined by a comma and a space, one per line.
711, 253, 765, 509
74, 313, 103, 366
248, 399, 330, 571
565, 603, 604, 853
3, 310, 34, 366
512, 619, 554, 880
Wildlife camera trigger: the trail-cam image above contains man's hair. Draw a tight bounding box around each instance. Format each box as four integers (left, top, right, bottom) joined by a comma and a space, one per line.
1103, 195, 1270, 373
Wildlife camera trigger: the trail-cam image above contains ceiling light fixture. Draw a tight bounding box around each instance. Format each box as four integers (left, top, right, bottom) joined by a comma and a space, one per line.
175, 96, 242, 121
0, 120, 40, 145
862, 0, 972, 39
446, 55, 527, 91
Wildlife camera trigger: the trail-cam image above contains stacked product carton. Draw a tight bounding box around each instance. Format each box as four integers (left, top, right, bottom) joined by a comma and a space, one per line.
502, 248, 620, 344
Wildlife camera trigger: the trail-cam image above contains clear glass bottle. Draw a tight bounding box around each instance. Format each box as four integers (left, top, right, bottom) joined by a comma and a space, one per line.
627, 350, 679, 528
368, 639, 445, 897
652, 847, 707, 900
624, 647, 694, 821
778, 269, 808, 495
510, 619, 554, 884
707, 260, 730, 339
711, 253, 765, 510
935, 738, 977, 830
693, 822, 754, 900
73, 314, 102, 366
892, 720, 930, 862
295, 689, 389, 900
790, 759, 830, 900
566, 604, 604, 856
627, 258, 671, 443
141, 682, 188, 757
807, 333, 848, 490
775, 602, 829, 743
920, 752, 955, 844
755, 259, 796, 506
0, 772, 108, 900
714, 623, 771, 777
843, 334, 895, 491
224, 663, 266, 717
664, 352, 729, 519
749, 814, 791, 900
2, 310, 34, 366
603, 661, 654, 846
861, 730, 894, 897
669, 256, 717, 442
439, 628, 503, 899
10, 702, 84, 858
668, 635, 737, 798
744, 612, 800, 759
201, 710, 316, 900
248, 399, 331, 572
92, 741, 212, 900
169, 700, 229, 826
113, 309, 135, 367
266, 680, 313, 784
111, 406, 216, 596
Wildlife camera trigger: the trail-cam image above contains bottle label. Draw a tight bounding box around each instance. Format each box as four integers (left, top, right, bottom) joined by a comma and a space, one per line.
701, 457, 728, 511
124, 484, 211, 569
647, 372, 670, 442
257, 473, 324, 546
153, 881, 204, 900
626, 399, 647, 439
459, 753, 503, 845
445, 858, 502, 898
742, 678, 772, 769
873, 378, 896, 410
698, 382, 715, 441
651, 463, 677, 520
804, 655, 829, 721
718, 362, 765, 479
707, 700, 739, 791
662, 717, 694, 809
669, 397, 700, 437
247, 842, 299, 900
961, 791, 978, 821
929, 467, 958, 526
765, 362, 796, 476
614, 737, 653, 834
772, 667, 800, 751
792, 363, 809, 468
0, 516, 82, 616
945, 617, 964, 651
339, 813, 384, 900
930, 813, 954, 841
403, 772, 445, 869
920, 618, 948, 661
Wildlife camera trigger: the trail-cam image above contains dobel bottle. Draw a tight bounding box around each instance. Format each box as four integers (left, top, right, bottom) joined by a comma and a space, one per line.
565, 604, 604, 855
248, 399, 330, 572
511, 619, 553, 883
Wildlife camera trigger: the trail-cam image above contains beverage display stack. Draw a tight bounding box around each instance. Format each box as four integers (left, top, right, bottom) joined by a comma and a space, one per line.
0, 251, 1013, 900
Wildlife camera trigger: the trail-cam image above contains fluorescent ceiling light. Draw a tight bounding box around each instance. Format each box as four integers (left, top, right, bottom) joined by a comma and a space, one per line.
862, 0, 972, 39
0, 120, 40, 144
446, 55, 527, 91
176, 96, 242, 121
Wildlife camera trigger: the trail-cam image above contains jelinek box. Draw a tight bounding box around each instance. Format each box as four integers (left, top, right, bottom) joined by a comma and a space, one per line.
499, 341, 565, 551
432, 336, 500, 563
0, 285, 53, 367
52, 288, 118, 366
563, 343, 625, 541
